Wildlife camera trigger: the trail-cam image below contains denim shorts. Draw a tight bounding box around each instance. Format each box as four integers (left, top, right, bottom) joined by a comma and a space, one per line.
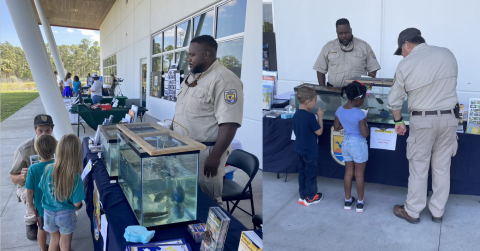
92, 95, 102, 104
341, 135, 368, 163
44, 209, 77, 234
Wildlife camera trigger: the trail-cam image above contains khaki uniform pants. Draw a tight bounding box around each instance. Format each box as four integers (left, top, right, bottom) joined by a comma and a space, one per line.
405, 112, 458, 218
198, 146, 231, 205
16, 186, 37, 225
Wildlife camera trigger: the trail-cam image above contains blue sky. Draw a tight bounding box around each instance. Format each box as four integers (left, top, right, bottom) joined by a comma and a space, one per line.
1, 0, 100, 48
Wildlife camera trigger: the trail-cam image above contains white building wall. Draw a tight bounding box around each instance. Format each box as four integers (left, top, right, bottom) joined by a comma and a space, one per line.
273, 0, 480, 108
100, 0, 263, 164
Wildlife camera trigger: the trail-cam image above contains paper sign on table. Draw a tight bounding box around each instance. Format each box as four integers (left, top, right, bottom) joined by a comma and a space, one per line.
370, 127, 397, 151
100, 214, 108, 251
81, 159, 92, 181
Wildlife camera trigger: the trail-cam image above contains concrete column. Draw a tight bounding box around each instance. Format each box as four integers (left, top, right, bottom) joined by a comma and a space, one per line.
235, 0, 263, 168
33, 0, 66, 81
6, 0, 74, 138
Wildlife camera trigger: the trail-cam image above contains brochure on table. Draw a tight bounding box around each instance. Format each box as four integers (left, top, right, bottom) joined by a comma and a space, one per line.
263, 71, 276, 110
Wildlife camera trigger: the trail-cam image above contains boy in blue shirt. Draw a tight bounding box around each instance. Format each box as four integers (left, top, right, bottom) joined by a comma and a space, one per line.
25, 135, 57, 251
293, 86, 324, 206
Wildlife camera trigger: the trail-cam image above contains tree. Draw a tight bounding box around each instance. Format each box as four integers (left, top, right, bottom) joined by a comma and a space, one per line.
219, 55, 241, 68
164, 45, 174, 70
1, 39, 100, 80
263, 21, 274, 33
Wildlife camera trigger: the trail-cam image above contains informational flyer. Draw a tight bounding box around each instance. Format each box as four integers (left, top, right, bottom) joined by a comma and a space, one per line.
370, 127, 397, 151
466, 98, 480, 135
81, 159, 92, 181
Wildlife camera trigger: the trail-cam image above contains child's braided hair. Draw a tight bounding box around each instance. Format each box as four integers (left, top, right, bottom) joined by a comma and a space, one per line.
341, 81, 367, 101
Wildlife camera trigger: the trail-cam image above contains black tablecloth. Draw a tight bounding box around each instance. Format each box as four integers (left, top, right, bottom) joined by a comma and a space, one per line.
263, 117, 480, 196
81, 138, 259, 251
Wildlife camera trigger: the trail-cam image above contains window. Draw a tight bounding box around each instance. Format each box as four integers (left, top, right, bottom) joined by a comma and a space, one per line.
193, 9, 214, 38
263, 3, 274, 32
176, 20, 192, 48
149, 0, 246, 99
163, 53, 173, 72
152, 56, 162, 72
164, 27, 175, 52
153, 33, 162, 54
216, 0, 247, 38
217, 38, 243, 78
175, 51, 190, 75
102, 54, 117, 86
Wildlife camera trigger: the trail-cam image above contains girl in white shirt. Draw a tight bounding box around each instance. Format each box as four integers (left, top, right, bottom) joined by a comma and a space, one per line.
62, 73, 73, 97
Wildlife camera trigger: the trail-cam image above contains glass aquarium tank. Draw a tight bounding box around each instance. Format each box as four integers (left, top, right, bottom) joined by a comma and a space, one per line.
116, 122, 206, 227
99, 125, 119, 177
294, 81, 410, 125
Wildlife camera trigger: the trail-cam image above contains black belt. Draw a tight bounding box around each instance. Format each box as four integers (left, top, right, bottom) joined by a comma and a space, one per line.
202, 142, 216, 146
411, 110, 452, 116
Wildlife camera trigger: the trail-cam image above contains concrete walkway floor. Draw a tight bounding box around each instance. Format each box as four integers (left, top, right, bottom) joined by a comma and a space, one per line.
1, 97, 95, 250
263, 172, 480, 251
1, 96, 262, 250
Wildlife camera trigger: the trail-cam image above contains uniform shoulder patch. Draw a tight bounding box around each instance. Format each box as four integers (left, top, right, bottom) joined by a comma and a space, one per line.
392, 73, 396, 85
371, 51, 376, 59
224, 89, 237, 105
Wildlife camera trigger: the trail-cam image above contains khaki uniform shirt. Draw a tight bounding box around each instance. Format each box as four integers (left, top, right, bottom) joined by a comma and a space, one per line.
173, 60, 244, 143
387, 43, 458, 112
313, 37, 381, 87
9, 137, 36, 188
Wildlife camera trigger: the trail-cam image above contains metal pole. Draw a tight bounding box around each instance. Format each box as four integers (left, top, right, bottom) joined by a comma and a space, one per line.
33, 0, 66, 82
5, 0, 74, 138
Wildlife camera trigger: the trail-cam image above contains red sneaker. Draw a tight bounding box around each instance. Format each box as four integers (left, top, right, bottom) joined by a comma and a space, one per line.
300, 193, 323, 207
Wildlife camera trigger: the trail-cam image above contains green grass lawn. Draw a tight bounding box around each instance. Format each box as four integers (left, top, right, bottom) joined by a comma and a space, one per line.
1, 91, 39, 121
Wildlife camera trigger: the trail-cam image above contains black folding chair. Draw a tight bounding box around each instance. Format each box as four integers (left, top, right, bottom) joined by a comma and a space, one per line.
221, 149, 259, 217
252, 214, 263, 230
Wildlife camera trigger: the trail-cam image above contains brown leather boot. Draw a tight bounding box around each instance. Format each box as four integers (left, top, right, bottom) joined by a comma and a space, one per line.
393, 205, 420, 224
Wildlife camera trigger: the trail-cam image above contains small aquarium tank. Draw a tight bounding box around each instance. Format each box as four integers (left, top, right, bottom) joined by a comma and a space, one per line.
294, 80, 410, 125
99, 124, 120, 177
116, 122, 205, 227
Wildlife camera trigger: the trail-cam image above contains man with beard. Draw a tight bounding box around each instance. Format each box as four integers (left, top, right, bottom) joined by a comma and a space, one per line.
171, 35, 244, 205
313, 18, 381, 87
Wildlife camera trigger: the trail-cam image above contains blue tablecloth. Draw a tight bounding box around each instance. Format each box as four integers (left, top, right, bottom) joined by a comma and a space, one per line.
263, 117, 480, 196
82, 138, 260, 250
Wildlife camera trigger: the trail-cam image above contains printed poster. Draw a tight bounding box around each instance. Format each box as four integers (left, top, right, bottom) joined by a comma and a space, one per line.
466, 98, 480, 135
93, 180, 101, 241
370, 127, 397, 151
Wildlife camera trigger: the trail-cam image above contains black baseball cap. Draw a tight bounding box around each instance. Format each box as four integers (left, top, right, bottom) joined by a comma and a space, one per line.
34, 114, 54, 126
394, 28, 422, 55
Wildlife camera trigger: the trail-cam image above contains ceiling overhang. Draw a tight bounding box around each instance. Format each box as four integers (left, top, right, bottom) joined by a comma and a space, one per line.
31, 0, 116, 30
